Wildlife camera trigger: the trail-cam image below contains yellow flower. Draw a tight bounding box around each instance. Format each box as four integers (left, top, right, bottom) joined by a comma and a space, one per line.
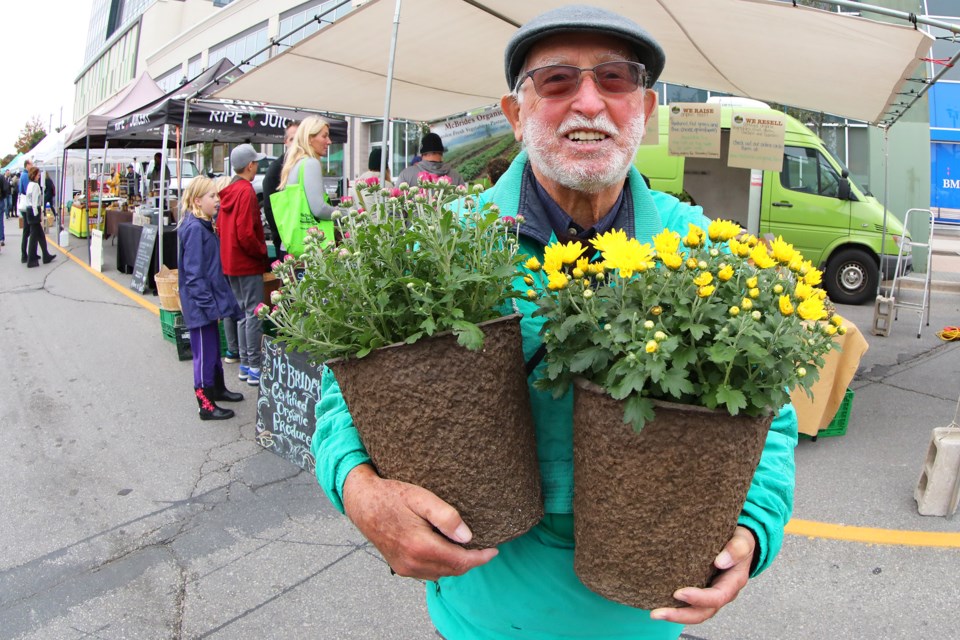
729, 305, 740, 316
547, 271, 569, 291
652, 229, 681, 257
591, 229, 629, 255
823, 324, 838, 336
717, 265, 734, 281
686, 257, 699, 269
525, 257, 542, 272
523, 275, 534, 286
750, 245, 777, 269
572, 268, 585, 278
741, 297, 754, 310
778, 294, 794, 316
707, 219, 742, 242
743, 234, 759, 248
576, 256, 591, 274
830, 314, 844, 327
698, 285, 716, 298
797, 297, 827, 321
803, 266, 823, 286
587, 261, 606, 275
683, 224, 706, 248
749, 287, 760, 299
794, 281, 813, 301
645, 340, 659, 353
693, 272, 713, 287
729, 238, 751, 258
603, 238, 654, 278
661, 253, 683, 270
746, 276, 758, 288
525, 289, 537, 300
770, 236, 798, 264
773, 284, 784, 294
544, 241, 584, 273
650, 305, 663, 316
788, 256, 804, 273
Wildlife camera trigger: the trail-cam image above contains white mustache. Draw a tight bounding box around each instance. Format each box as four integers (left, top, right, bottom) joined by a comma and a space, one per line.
557, 114, 619, 138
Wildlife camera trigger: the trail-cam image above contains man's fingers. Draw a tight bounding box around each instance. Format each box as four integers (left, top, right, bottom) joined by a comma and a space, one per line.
405, 487, 474, 544
715, 526, 755, 570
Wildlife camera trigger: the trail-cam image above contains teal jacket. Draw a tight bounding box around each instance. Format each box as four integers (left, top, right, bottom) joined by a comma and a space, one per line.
312, 152, 797, 638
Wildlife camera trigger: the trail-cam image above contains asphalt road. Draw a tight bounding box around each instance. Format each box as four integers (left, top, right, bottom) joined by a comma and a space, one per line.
2, 220, 959, 639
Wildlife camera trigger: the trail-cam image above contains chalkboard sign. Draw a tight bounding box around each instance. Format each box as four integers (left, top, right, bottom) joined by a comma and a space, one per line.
256, 338, 324, 472
130, 224, 159, 294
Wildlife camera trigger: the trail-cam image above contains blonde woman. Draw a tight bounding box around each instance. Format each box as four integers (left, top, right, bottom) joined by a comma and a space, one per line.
177, 176, 244, 421
278, 115, 335, 221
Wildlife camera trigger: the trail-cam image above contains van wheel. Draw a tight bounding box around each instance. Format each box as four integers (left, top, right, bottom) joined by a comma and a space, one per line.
824, 248, 879, 305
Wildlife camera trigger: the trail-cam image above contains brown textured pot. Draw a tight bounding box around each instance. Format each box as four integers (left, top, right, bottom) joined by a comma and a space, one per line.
572, 379, 772, 609
326, 314, 542, 549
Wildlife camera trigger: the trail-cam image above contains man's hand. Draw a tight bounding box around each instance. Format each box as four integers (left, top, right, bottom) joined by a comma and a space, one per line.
649, 526, 756, 624
342, 464, 498, 581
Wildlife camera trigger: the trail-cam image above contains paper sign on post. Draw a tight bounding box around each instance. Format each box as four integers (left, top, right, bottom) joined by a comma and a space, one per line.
668, 103, 721, 158
728, 111, 786, 172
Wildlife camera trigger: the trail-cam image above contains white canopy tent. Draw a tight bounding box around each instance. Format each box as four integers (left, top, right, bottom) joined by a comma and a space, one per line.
211, 0, 934, 125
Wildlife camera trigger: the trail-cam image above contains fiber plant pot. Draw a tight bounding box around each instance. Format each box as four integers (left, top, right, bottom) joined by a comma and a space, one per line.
326, 314, 542, 549
572, 378, 772, 610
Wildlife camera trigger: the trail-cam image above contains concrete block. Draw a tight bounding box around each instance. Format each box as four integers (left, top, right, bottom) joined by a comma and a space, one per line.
915, 426, 960, 517
871, 296, 894, 337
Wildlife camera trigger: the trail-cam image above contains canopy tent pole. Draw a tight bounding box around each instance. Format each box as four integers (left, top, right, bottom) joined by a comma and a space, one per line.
58, 147, 68, 238
180, 100, 191, 187
84, 135, 91, 264
95, 139, 109, 259
878, 126, 890, 295
378, 0, 403, 181
158, 124, 171, 282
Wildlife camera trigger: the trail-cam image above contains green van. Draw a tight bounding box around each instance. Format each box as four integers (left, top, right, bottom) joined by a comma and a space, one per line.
635, 103, 909, 305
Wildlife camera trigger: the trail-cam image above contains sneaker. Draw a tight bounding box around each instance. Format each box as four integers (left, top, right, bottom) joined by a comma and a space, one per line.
223, 350, 240, 363
246, 367, 261, 386
238, 364, 250, 380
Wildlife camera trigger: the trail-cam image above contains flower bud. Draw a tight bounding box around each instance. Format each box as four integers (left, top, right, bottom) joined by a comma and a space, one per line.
729, 306, 740, 316
797, 367, 807, 377
644, 320, 655, 330
654, 331, 667, 341
583, 289, 593, 299
270, 290, 283, 305
645, 340, 659, 353
752, 310, 762, 320
650, 305, 663, 316
526, 289, 537, 300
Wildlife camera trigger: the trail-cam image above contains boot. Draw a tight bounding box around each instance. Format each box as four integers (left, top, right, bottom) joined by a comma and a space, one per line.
212, 368, 244, 402
195, 387, 235, 421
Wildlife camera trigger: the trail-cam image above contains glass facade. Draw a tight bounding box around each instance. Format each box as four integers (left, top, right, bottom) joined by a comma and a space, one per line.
74, 24, 140, 121
277, 0, 352, 51
208, 22, 269, 72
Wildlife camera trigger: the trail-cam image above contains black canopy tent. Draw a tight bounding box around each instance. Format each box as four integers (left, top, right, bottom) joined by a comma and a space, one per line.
100, 58, 347, 282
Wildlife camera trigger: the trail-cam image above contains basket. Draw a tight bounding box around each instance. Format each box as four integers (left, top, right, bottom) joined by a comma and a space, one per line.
155, 267, 181, 311
160, 308, 184, 344
800, 388, 854, 440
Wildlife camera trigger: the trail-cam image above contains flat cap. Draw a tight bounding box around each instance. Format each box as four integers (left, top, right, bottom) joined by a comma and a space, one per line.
504, 5, 665, 90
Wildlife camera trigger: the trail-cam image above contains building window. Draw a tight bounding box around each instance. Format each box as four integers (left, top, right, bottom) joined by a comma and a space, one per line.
209, 23, 268, 72
278, 0, 352, 51
187, 55, 203, 81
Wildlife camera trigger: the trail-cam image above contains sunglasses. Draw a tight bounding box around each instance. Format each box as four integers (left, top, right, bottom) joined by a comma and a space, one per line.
518, 61, 647, 99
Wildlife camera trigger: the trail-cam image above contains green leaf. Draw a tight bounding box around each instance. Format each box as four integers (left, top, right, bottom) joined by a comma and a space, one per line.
705, 343, 737, 364
715, 386, 748, 414
452, 321, 485, 351
569, 346, 610, 373
660, 368, 695, 399
623, 395, 654, 432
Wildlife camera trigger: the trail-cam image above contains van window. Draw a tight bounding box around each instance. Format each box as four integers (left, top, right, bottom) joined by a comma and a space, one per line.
780, 146, 842, 198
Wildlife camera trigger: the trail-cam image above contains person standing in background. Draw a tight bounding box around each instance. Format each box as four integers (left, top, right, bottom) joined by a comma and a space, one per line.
396, 132, 465, 187
218, 144, 268, 387
19, 161, 34, 263
261, 120, 299, 261
177, 176, 244, 421
214, 174, 241, 364
22, 167, 56, 268
278, 115, 336, 224
349, 147, 393, 204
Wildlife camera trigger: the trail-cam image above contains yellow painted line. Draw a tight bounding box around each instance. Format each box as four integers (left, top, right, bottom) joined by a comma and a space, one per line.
49, 236, 159, 316
786, 518, 960, 548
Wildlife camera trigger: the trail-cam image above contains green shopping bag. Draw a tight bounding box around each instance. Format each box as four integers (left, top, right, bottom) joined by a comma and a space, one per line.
269, 163, 333, 257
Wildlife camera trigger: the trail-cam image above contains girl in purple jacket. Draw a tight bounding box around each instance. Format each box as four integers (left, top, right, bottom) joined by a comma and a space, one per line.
177, 176, 244, 421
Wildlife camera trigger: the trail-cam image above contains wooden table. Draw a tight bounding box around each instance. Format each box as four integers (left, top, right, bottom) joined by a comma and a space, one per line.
790, 320, 869, 437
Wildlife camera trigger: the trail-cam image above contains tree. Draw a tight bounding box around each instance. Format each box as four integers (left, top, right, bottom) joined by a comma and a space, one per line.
15, 117, 47, 154
1, 153, 14, 167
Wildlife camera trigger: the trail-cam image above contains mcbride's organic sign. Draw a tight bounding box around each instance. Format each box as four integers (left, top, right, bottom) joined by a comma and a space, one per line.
256, 338, 324, 472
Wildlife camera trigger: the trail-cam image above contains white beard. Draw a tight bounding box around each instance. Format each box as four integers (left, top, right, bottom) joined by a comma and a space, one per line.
522, 111, 646, 194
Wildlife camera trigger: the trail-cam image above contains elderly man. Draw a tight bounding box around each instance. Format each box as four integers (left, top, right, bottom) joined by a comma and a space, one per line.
313, 6, 796, 638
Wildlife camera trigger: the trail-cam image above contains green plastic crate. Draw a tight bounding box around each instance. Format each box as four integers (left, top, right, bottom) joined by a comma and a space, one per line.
800, 388, 854, 440
160, 309, 184, 344
218, 321, 227, 353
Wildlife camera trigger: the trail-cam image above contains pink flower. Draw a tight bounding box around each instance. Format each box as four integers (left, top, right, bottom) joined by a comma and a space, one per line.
436, 175, 452, 185
340, 196, 354, 207
343, 232, 351, 239
502, 216, 517, 226
357, 207, 365, 214
363, 176, 380, 186
417, 171, 439, 184
254, 303, 269, 318
390, 188, 402, 198
271, 260, 282, 269
284, 254, 295, 262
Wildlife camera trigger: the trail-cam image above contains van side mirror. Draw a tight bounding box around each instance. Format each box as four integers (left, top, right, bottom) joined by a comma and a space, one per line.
837, 177, 852, 201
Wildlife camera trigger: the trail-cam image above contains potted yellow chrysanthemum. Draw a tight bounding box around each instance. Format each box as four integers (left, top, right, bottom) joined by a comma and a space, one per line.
532, 219, 843, 609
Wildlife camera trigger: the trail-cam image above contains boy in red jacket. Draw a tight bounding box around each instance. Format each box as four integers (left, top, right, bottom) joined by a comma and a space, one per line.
219, 144, 268, 385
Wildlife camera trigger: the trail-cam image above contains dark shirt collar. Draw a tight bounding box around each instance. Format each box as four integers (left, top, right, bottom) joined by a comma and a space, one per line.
517, 162, 636, 246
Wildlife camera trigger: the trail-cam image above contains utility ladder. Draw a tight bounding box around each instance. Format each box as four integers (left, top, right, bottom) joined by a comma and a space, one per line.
890, 208, 934, 339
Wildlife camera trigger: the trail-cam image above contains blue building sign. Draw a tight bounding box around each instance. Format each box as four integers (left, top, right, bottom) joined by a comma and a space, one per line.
932, 143, 960, 211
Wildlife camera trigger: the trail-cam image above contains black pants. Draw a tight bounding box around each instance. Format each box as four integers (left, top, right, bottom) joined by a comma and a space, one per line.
24, 208, 51, 264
